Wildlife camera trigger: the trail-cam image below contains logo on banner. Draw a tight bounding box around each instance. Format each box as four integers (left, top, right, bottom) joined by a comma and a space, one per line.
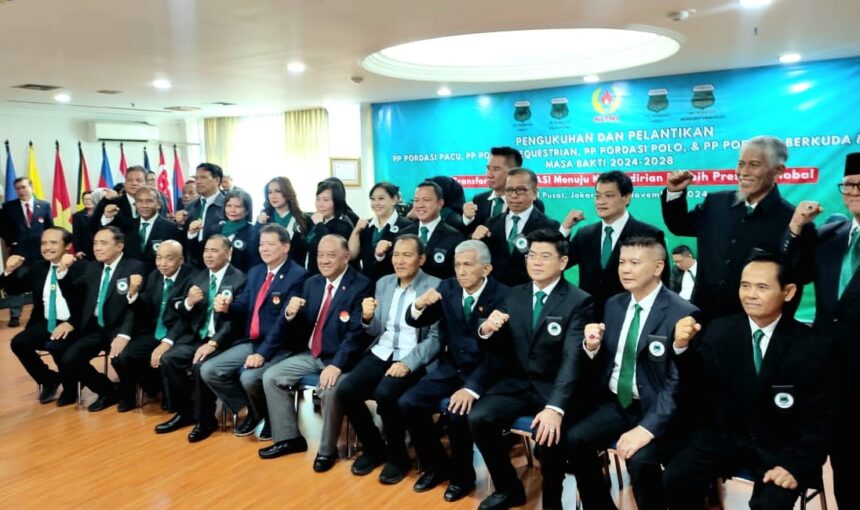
691, 84, 715, 109
550, 98, 569, 119
592, 87, 622, 115
513, 101, 532, 122
647, 88, 669, 113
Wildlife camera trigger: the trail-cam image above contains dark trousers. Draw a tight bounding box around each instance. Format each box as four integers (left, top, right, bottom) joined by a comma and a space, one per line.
830, 405, 859, 509
111, 334, 161, 403
61, 327, 113, 397
336, 354, 424, 468
469, 390, 566, 505
400, 374, 475, 485
663, 430, 801, 510
6, 292, 24, 319
565, 398, 665, 510
159, 342, 217, 426
10, 325, 73, 389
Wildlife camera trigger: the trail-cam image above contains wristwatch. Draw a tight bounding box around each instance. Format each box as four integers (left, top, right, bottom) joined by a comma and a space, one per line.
207, 340, 218, 348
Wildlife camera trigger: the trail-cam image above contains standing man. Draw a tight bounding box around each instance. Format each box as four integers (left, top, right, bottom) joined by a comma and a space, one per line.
670, 245, 697, 301
92, 166, 147, 236
183, 163, 226, 267
562, 236, 698, 510
402, 180, 464, 280
125, 187, 183, 274
561, 171, 667, 320
469, 229, 593, 510
1, 177, 53, 327
661, 135, 799, 321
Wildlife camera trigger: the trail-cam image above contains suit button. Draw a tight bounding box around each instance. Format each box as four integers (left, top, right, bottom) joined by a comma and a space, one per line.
719, 279, 725, 285
834, 318, 839, 322
725, 259, 731, 265
460, 349, 466, 353
730, 239, 737, 245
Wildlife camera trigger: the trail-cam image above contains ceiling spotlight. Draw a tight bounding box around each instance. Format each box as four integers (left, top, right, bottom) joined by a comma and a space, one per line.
477, 95, 492, 107
583, 75, 600, 83
779, 53, 802, 64
739, 0, 772, 8
53, 93, 71, 103
152, 79, 172, 90
437, 86, 452, 97
287, 62, 307, 74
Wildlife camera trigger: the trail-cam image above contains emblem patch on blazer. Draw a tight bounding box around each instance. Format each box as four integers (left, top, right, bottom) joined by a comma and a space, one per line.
547, 322, 562, 336
272, 294, 281, 306
339, 310, 350, 322
389, 225, 399, 234
774, 392, 794, 409
38, 217, 45, 223
514, 235, 528, 253
220, 288, 233, 298
648, 340, 666, 357
433, 252, 445, 264
116, 278, 129, 294
233, 239, 245, 250
152, 241, 162, 251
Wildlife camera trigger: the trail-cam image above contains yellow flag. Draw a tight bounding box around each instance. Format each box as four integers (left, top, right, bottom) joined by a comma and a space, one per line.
27, 142, 45, 200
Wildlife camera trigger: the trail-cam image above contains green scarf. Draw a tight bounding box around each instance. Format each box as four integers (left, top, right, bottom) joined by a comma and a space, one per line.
274, 211, 293, 228
221, 220, 247, 237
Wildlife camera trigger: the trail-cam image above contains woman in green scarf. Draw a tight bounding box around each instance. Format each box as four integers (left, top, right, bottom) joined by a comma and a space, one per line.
216, 188, 260, 273
254, 177, 309, 266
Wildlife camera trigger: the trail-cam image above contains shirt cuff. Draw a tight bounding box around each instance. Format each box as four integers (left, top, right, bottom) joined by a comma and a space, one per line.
127, 293, 139, 304
464, 388, 480, 399
462, 214, 474, 226
673, 344, 688, 355
637, 425, 655, 439
478, 324, 493, 339
184, 298, 193, 311
56, 269, 68, 280
559, 225, 571, 237
410, 305, 424, 319
187, 231, 197, 240
582, 340, 600, 358
116, 334, 131, 340
101, 215, 114, 226
161, 338, 174, 346
545, 405, 565, 417
374, 253, 385, 262
665, 190, 684, 201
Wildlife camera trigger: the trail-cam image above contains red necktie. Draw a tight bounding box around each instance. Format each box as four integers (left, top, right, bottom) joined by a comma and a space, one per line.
249, 271, 275, 340
25, 203, 32, 227
310, 283, 334, 358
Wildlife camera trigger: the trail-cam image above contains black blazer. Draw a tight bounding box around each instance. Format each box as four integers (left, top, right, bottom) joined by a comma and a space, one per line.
481, 208, 560, 287
72, 210, 95, 259
675, 314, 836, 487
661, 187, 798, 321
1, 198, 53, 260
182, 194, 226, 267
91, 194, 136, 236
131, 264, 196, 343
178, 264, 246, 348
281, 266, 373, 370
463, 191, 546, 235
356, 215, 414, 280
567, 214, 668, 320
401, 221, 465, 280
125, 215, 184, 273
304, 216, 354, 275
0, 260, 85, 330
483, 278, 593, 410
252, 213, 310, 268
405, 277, 507, 395
586, 287, 698, 437
225, 223, 260, 274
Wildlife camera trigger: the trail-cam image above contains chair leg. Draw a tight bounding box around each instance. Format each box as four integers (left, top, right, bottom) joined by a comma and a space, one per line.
522, 435, 534, 468
77, 382, 83, 404
612, 451, 624, 489
136, 384, 144, 408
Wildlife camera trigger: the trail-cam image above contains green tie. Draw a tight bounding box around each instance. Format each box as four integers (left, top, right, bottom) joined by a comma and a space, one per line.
601, 226, 614, 268
371, 225, 383, 245
532, 290, 547, 329
47, 265, 58, 332
490, 197, 504, 217
96, 265, 112, 328
752, 329, 764, 375
200, 274, 218, 339
746, 204, 755, 215
139, 221, 150, 252
838, 228, 860, 299
617, 303, 643, 408
420, 226, 430, 245
507, 215, 521, 253
155, 278, 174, 340
463, 295, 475, 322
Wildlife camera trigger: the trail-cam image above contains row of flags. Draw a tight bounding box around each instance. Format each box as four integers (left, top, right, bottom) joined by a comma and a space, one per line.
3, 141, 185, 232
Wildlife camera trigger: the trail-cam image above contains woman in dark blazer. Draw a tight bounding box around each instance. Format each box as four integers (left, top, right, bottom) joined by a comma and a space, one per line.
305, 179, 354, 275
254, 177, 309, 266
348, 182, 414, 280
187, 188, 259, 273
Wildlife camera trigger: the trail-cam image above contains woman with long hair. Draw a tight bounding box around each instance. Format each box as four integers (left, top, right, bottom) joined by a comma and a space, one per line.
255, 177, 309, 265
304, 179, 354, 274
348, 182, 414, 279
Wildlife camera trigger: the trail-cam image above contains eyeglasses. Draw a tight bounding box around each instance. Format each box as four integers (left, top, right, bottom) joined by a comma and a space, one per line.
504, 186, 532, 196
838, 182, 860, 194
526, 252, 558, 262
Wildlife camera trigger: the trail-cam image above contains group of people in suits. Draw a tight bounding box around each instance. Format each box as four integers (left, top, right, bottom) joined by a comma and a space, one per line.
3, 137, 857, 510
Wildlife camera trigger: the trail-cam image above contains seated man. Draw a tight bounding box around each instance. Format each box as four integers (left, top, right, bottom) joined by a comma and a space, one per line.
469, 229, 593, 510
401, 240, 507, 502
664, 253, 836, 509
110, 240, 195, 412
201, 224, 308, 439
259, 234, 372, 473
563, 236, 698, 510
154, 235, 245, 442
337, 234, 440, 484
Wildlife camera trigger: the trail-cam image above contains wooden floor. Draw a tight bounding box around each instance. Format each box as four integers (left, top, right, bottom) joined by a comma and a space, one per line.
0, 305, 836, 509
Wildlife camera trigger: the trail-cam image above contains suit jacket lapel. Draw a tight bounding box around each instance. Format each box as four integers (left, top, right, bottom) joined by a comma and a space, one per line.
605, 294, 630, 356
375, 277, 395, 329
636, 287, 669, 355
531, 279, 569, 343
324, 268, 353, 327
756, 318, 793, 394
585, 223, 602, 264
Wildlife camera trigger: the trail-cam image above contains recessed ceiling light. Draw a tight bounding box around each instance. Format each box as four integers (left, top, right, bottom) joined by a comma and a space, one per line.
287, 62, 307, 74
583, 74, 600, 83
362, 28, 681, 82
437, 86, 452, 97
153, 79, 171, 90
53, 93, 71, 103
477, 95, 492, 107
739, 0, 772, 8
779, 53, 802, 64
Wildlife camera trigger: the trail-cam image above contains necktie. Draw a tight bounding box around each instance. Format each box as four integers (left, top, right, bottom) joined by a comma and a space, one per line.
47, 266, 58, 332
617, 303, 643, 408
249, 272, 275, 340
601, 226, 615, 268
197, 198, 207, 220
752, 329, 764, 375
200, 274, 218, 339
507, 215, 521, 253
139, 222, 150, 251
25, 202, 33, 227
745, 204, 755, 216
198, 198, 209, 240
838, 228, 860, 299
310, 283, 334, 357
490, 197, 504, 217
96, 265, 112, 328
419, 226, 430, 245
154, 278, 174, 340
371, 225, 383, 245
532, 290, 546, 329
463, 295, 475, 322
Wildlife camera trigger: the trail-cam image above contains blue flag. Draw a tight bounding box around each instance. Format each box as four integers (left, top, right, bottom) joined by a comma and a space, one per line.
143, 146, 151, 172
99, 142, 114, 188
4, 140, 17, 201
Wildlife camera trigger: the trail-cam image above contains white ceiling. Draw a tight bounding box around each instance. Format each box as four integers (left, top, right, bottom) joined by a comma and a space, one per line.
0, 0, 858, 121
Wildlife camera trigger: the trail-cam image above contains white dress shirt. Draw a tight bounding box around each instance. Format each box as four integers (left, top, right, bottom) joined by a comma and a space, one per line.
20, 198, 35, 226
505, 205, 534, 240
418, 215, 442, 241
679, 261, 697, 301
188, 193, 220, 240
371, 283, 419, 361
43, 264, 71, 322
748, 315, 780, 357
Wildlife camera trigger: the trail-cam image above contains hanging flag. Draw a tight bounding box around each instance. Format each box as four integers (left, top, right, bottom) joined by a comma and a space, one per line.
4, 140, 16, 201
118, 142, 128, 179
52, 141, 73, 231
157, 144, 174, 213
76, 142, 92, 211
172, 145, 184, 210
143, 146, 151, 172
98, 142, 114, 188
27, 141, 46, 199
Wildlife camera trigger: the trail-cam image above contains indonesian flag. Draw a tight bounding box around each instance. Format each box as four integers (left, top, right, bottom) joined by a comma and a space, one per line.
52, 141, 73, 230
157, 144, 174, 213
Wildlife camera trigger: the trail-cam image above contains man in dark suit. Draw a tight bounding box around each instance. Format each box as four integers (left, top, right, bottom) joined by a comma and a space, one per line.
661, 135, 800, 322
561, 171, 668, 320
109, 240, 194, 412
71, 191, 96, 260
461, 147, 545, 235
401, 240, 507, 501
259, 234, 373, 473
5, 227, 84, 404
182, 163, 226, 268
124, 186, 183, 274
783, 152, 860, 508
670, 244, 697, 301
154, 234, 245, 442
469, 229, 593, 510
473, 168, 560, 287
91, 165, 147, 236
201, 224, 308, 439
57, 226, 145, 411
664, 253, 836, 509
1, 177, 53, 327
562, 236, 698, 510
401, 180, 464, 280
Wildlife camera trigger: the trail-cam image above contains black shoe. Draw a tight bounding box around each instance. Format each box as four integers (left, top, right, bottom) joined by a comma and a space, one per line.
444, 482, 475, 502
56, 391, 78, 407
87, 393, 118, 412
379, 462, 407, 485
235, 414, 260, 437
117, 398, 138, 413
313, 453, 337, 472
38, 381, 60, 404
257, 420, 272, 441
8, 318, 20, 328
351, 453, 383, 476
414, 470, 449, 492
188, 423, 218, 443
477, 489, 527, 510
258, 436, 308, 459
155, 413, 195, 434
